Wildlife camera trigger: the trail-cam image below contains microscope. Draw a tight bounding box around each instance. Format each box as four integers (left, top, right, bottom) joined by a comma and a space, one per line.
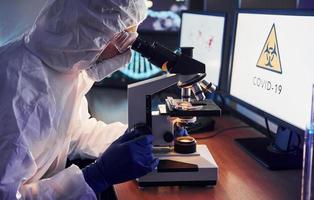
128, 38, 221, 187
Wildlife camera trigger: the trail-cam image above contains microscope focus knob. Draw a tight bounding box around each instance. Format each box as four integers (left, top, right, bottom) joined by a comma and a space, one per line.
163, 132, 174, 143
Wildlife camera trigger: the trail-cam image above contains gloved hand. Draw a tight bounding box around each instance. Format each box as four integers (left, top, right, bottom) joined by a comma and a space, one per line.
111, 31, 138, 53
82, 124, 158, 194
98, 30, 138, 61
113, 123, 152, 144
174, 126, 189, 138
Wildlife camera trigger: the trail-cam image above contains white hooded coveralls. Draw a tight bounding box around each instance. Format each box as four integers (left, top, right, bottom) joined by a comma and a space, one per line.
0, 0, 147, 199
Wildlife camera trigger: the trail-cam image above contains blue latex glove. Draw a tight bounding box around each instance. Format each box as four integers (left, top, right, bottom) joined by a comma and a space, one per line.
82, 125, 159, 194
174, 126, 189, 137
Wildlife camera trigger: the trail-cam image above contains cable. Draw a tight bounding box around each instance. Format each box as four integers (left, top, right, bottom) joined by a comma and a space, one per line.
193, 125, 252, 140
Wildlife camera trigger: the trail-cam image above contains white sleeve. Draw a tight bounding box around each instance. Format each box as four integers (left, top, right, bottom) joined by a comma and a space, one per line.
0, 118, 96, 200
68, 97, 127, 160
19, 165, 96, 200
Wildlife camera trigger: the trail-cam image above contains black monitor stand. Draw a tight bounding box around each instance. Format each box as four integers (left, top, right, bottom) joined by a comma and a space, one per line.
235, 126, 303, 170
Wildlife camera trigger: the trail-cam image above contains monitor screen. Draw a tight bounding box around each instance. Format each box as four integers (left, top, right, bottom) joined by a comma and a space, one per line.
138, 0, 187, 32
229, 11, 314, 130
180, 12, 225, 86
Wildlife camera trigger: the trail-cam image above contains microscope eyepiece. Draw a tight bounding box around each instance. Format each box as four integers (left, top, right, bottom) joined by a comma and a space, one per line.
131, 37, 177, 70
131, 37, 205, 75
131, 37, 153, 58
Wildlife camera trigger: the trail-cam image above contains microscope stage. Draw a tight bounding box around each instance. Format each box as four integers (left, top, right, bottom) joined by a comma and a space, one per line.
138, 144, 218, 187
164, 98, 221, 117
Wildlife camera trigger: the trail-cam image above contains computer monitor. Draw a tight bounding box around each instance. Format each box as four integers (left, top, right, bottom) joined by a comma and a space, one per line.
239, 0, 296, 9
180, 11, 226, 87
229, 10, 314, 169
138, 0, 188, 33
204, 0, 239, 93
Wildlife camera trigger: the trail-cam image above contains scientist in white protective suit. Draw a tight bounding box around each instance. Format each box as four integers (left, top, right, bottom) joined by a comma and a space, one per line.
0, 0, 159, 199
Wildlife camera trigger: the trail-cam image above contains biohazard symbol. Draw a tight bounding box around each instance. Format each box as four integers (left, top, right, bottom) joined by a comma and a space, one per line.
256, 24, 282, 74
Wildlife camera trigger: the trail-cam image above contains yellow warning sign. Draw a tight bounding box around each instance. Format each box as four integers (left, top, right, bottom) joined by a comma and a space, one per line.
256, 24, 282, 74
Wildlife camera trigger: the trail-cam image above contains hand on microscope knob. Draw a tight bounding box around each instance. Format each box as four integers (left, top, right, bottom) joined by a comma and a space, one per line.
82, 124, 158, 194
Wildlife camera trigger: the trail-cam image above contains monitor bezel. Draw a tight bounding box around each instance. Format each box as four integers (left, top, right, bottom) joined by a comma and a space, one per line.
227, 9, 314, 133
179, 10, 227, 90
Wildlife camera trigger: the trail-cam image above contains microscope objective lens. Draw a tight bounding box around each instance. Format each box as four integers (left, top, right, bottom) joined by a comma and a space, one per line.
192, 83, 206, 101
181, 88, 191, 102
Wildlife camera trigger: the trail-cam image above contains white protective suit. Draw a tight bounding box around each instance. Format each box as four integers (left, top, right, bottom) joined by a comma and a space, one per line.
0, 0, 147, 199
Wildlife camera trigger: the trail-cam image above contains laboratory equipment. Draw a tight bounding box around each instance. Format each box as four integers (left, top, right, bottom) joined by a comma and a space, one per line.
179, 11, 226, 133
229, 10, 314, 169
138, 0, 188, 32
129, 39, 220, 186
180, 11, 226, 87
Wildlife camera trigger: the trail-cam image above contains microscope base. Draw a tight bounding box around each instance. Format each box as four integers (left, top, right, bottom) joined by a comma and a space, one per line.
137, 145, 218, 187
